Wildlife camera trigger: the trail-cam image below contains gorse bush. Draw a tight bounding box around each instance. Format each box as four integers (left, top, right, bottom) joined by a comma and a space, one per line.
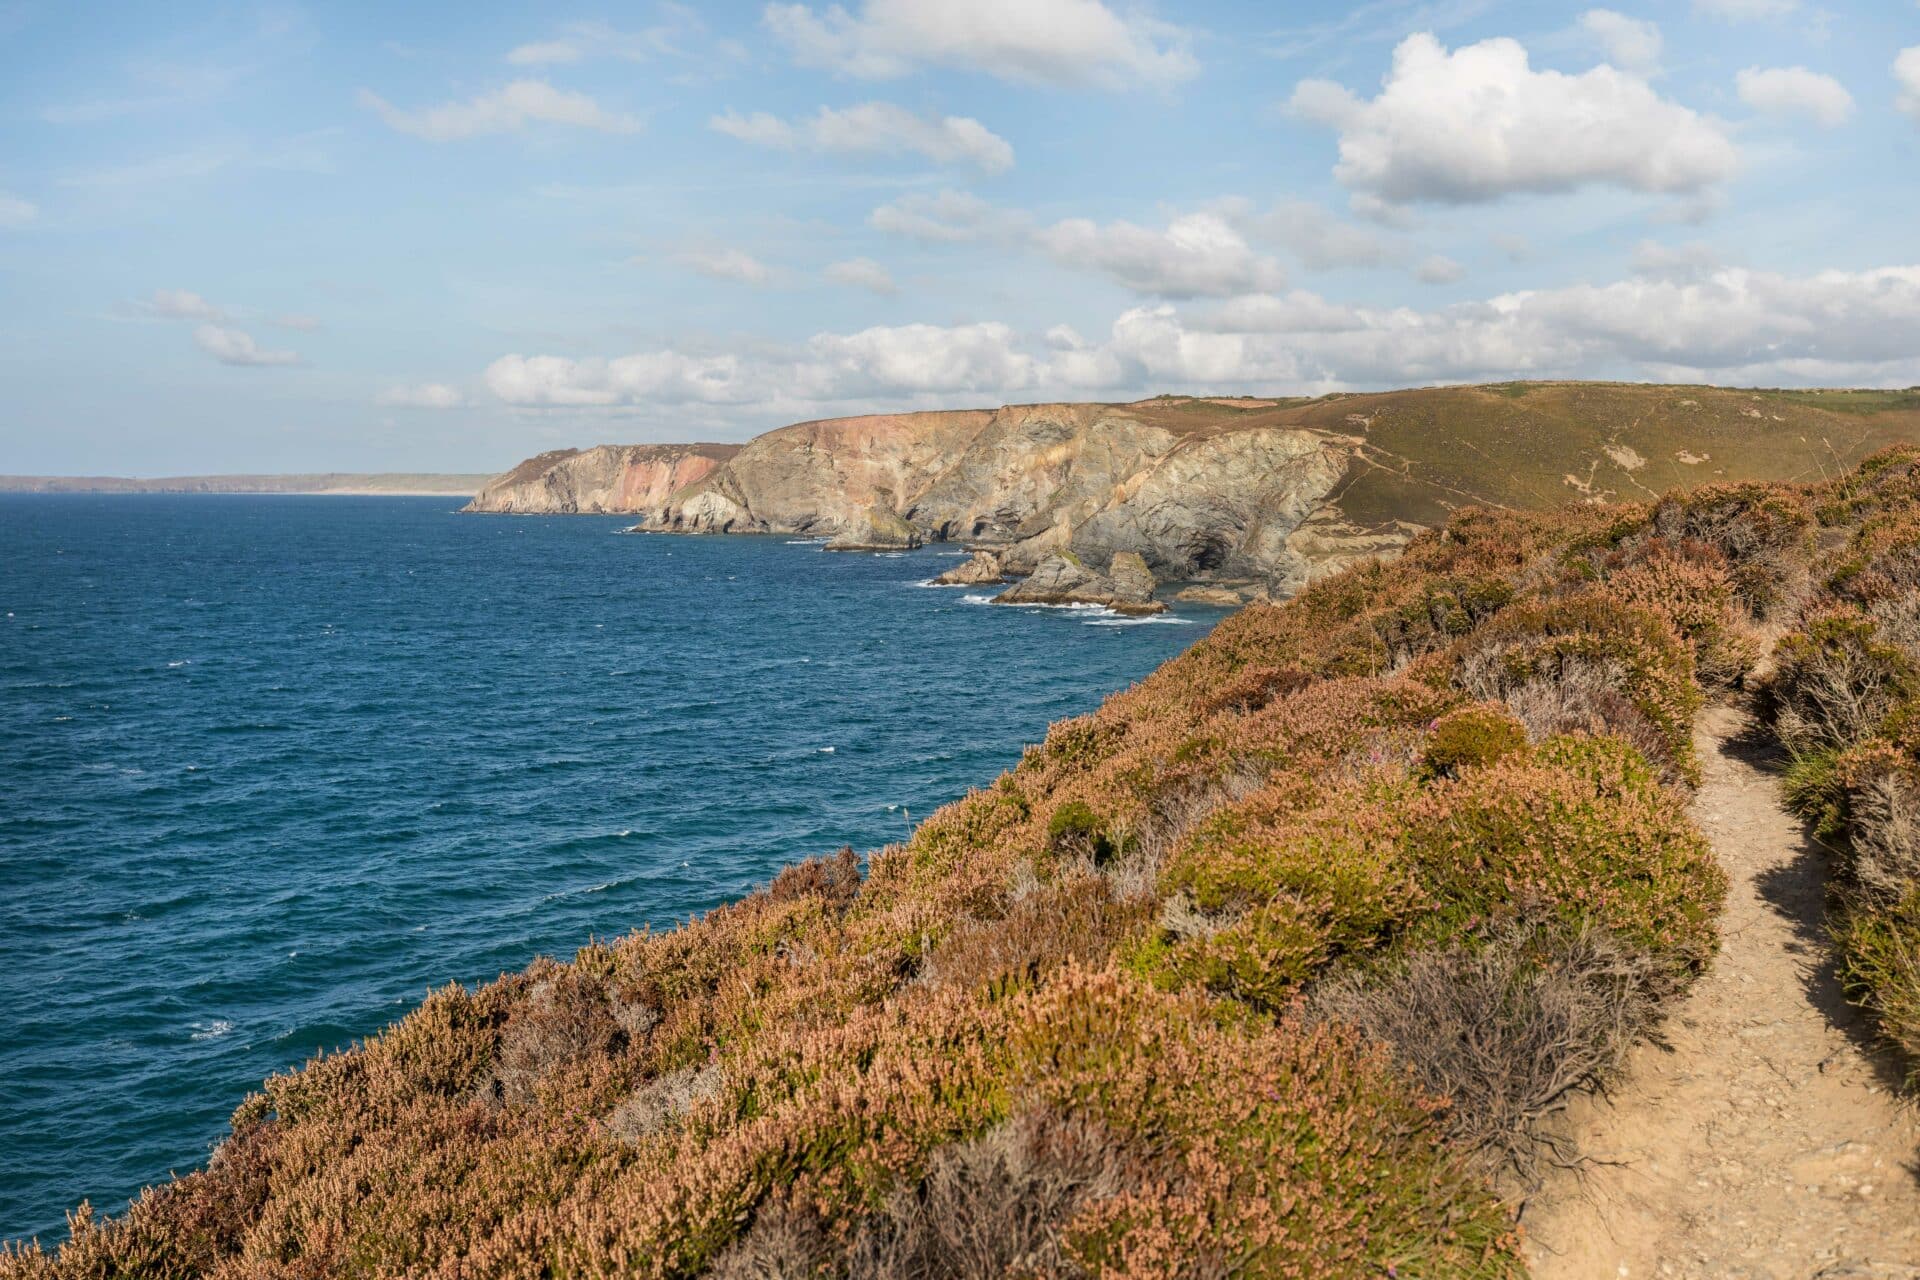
34, 459, 1910, 1280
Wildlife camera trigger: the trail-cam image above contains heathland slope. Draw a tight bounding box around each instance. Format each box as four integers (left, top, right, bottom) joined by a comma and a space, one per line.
20, 446, 1920, 1276
0, 473, 493, 497
465, 383, 1920, 604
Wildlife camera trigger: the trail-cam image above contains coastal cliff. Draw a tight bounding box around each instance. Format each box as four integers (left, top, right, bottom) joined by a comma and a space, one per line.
464, 384, 1920, 604
462, 443, 740, 515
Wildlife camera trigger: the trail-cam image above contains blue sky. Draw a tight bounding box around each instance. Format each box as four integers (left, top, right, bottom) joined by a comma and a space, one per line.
1, 0, 1917, 474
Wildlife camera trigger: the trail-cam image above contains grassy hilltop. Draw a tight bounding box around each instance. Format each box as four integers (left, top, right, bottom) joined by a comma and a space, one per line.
12, 405, 1920, 1278
1127, 382, 1920, 530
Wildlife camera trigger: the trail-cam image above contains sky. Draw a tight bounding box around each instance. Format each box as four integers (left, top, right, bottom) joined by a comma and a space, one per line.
1, 0, 1918, 475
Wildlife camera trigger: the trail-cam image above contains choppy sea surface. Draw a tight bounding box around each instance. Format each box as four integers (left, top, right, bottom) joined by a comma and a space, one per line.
0, 495, 1222, 1243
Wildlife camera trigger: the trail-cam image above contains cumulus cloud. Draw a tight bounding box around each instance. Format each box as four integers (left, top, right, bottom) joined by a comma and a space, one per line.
1578, 10, 1662, 73
1736, 66, 1854, 126
480, 261, 1920, 417
1897, 47, 1920, 123
824, 257, 899, 294
1244, 200, 1402, 270
710, 101, 1013, 171
0, 191, 37, 228
193, 324, 300, 366
376, 382, 464, 409
867, 189, 1014, 243
762, 0, 1195, 88
1289, 33, 1737, 206
678, 248, 776, 286
358, 80, 641, 141
1035, 212, 1289, 298
484, 319, 1041, 407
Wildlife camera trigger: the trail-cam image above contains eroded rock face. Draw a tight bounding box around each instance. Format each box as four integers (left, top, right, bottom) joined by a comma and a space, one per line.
994, 551, 1165, 615
825, 504, 922, 552
463, 444, 738, 514
933, 550, 1006, 585
471, 402, 1382, 605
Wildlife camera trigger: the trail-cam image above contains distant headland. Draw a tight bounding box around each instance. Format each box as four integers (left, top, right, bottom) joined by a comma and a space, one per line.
0, 473, 491, 497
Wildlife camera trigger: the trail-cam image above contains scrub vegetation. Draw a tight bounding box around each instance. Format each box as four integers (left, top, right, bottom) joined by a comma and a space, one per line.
17, 449, 1920, 1279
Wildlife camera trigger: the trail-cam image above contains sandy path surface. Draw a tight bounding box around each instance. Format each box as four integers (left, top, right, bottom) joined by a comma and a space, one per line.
1525, 705, 1920, 1279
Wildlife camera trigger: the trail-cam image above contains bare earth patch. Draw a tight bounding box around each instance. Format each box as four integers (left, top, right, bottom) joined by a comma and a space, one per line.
1525, 705, 1920, 1278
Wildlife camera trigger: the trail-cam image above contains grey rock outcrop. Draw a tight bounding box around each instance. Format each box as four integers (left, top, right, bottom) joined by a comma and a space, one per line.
825, 504, 922, 551
933, 550, 1007, 585
994, 551, 1165, 615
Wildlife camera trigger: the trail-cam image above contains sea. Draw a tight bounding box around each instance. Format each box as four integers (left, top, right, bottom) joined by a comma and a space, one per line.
0, 494, 1222, 1244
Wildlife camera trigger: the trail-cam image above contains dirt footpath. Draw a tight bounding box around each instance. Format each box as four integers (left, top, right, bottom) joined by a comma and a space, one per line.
1525, 705, 1920, 1279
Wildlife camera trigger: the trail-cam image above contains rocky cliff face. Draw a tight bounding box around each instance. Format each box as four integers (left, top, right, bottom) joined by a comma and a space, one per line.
464, 384, 1920, 606
463, 444, 740, 514
604, 402, 1380, 599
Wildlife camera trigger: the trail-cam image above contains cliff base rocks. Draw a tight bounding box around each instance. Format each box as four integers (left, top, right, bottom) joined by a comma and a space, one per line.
995, 551, 1165, 615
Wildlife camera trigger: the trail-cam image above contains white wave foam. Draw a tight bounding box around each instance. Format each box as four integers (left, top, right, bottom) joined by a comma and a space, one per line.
818, 746, 835, 754
960, 593, 996, 605
1085, 615, 1196, 627
190, 1019, 235, 1042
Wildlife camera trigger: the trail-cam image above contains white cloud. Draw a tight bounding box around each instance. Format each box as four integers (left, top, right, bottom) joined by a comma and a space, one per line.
1897, 47, 1920, 123
824, 257, 899, 294
273, 313, 322, 332
377, 382, 465, 408
1578, 10, 1662, 73
762, 0, 1195, 88
358, 80, 641, 141
1415, 254, 1466, 284
1695, 0, 1798, 19
868, 189, 1013, 243
482, 261, 1920, 419
484, 319, 1041, 407
1290, 33, 1737, 206
710, 101, 1013, 171
139, 288, 225, 321
1736, 66, 1854, 126
1245, 199, 1402, 270
0, 191, 37, 227
193, 324, 300, 367
1035, 211, 1289, 298
679, 247, 776, 286
507, 19, 682, 65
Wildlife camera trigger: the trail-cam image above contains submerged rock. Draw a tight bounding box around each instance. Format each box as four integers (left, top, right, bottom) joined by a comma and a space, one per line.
825, 504, 922, 552
995, 551, 1165, 615
933, 550, 1007, 585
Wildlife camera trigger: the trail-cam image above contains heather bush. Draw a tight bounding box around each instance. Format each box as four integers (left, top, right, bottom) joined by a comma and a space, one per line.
1312, 914, 1661, 1185
1447, 592, 1701, 781
1400, 736, 1724, 971
1765, 450, 1920, 1081
1421, 703, 1530, 777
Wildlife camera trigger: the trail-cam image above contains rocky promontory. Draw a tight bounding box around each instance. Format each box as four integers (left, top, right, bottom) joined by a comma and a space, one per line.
995, 551, 1164, 615
463, 385, 1920, 608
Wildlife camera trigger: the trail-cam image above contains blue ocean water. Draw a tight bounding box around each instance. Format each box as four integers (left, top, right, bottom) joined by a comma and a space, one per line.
0, 495, 1219, 1244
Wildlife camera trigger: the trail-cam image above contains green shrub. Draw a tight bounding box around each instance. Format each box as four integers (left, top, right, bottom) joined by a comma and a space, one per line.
1420, 704, 1530, 778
